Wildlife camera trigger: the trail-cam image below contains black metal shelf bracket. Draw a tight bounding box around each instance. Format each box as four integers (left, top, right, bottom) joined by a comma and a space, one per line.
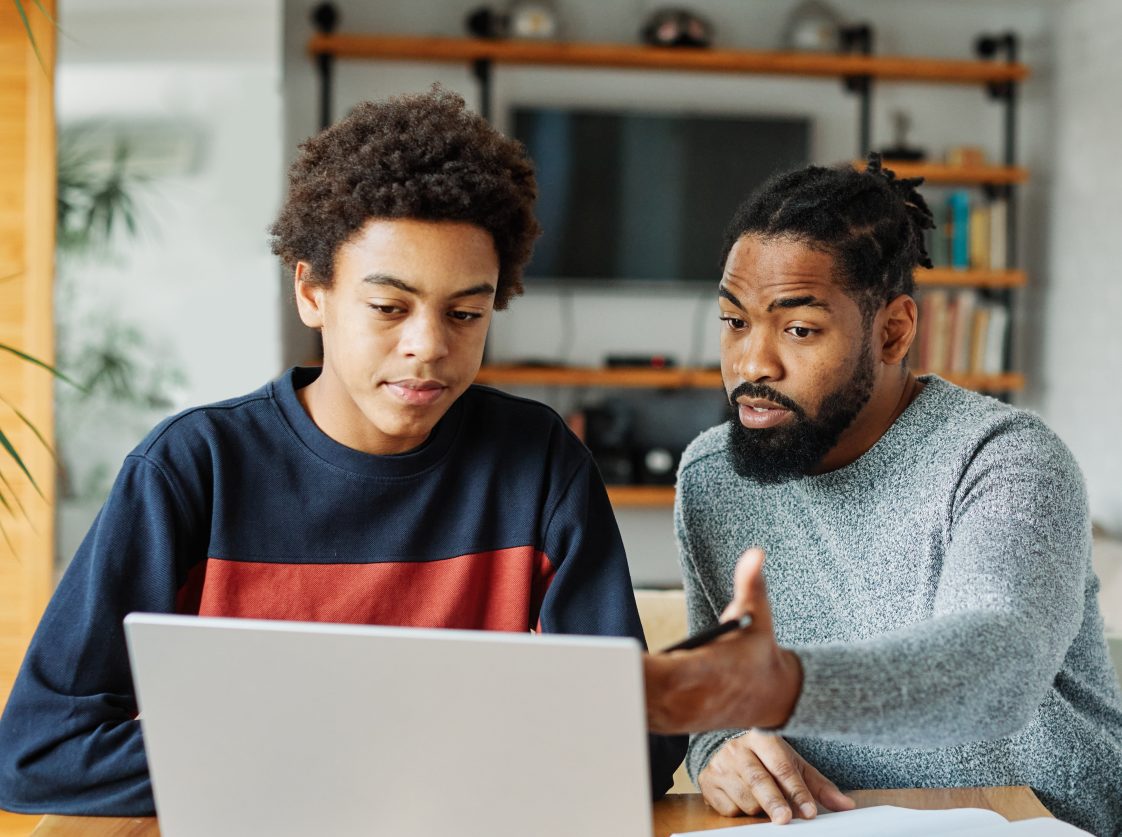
975, 32, 1020, 268
840, 23, 875, 157
312, 2, 340, 130
472, 58, 494, 123
974, 31, 1020, 393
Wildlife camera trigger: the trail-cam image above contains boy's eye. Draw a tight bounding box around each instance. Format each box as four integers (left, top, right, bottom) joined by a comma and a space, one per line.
369, 304, 402, 315
787, 326, 816, 338
448, 310, 482, 322
720, 316, 746, 331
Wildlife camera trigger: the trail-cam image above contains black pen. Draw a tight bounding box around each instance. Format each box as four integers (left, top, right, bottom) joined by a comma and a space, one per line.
660, 613, 753, 653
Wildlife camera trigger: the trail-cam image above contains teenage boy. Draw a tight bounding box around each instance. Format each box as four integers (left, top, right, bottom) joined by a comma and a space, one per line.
0, 87, 685, 816
643, 157, 1122, 836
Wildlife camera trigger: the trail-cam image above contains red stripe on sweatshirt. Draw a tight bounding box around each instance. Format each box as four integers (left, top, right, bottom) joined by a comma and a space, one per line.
175, 547, 557, 632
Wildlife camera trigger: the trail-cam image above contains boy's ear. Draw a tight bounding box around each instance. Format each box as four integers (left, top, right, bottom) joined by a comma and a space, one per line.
879, 293, 917, 366
294, 262, 325, 329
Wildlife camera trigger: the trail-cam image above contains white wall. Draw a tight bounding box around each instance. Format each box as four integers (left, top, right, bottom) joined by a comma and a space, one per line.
1038, 0, 1122, 536
281, 0, 1059, 584
55, 0, 285, 565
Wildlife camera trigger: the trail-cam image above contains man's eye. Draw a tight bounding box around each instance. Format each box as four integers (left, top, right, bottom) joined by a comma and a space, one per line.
787, 326, 816, 338
720, 316, 746, 331
369, 305, 402, 315
448, 310, 482, 322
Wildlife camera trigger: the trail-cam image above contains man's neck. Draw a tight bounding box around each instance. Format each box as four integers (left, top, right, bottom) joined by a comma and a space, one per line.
812, 368, 922, 474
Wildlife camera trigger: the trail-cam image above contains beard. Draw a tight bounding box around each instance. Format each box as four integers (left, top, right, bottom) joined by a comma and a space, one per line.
725, 341, 876, 484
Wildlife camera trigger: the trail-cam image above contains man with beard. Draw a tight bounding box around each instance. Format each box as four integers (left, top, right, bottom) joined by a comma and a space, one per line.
643, 156, 1122, 836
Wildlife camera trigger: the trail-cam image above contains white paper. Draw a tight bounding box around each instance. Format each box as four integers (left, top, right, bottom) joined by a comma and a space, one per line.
954, 817, 1093, 836
670, 806, 1092, 836
672, 805, 1006, 836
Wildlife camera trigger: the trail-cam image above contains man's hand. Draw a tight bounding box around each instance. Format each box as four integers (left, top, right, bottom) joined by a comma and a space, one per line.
644, 548, 802, 733
699, 731, 855, 823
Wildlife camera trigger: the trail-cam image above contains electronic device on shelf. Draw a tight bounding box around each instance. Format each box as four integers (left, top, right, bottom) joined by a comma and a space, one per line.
581, 391, 729, 486
605, 354, 676, 369
512, 106, 810, 284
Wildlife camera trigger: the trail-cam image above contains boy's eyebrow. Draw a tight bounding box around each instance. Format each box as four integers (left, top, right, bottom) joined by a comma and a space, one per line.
362, 274, 496, 300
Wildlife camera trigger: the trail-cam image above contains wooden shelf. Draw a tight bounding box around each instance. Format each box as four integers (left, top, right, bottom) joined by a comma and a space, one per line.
475, 365, 723, 389
854, 159, 1028, 185
606, 485, 676, 507
937, 371, 1024, 392
475, 365, 1024, 392
308, 34, 1029, 86
917, 268, 1026, 288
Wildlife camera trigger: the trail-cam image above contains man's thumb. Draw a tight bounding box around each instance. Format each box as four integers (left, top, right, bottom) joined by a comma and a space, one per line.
720, 547, 768, 624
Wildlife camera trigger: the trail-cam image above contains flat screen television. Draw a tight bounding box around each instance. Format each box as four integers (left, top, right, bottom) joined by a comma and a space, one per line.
512, 106, 811, 284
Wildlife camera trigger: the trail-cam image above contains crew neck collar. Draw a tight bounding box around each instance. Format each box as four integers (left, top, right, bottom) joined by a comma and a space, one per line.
800, 374, 951, 488
272, 366, 464, 479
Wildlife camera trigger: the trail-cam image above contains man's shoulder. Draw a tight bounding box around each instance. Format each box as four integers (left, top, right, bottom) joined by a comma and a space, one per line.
918, 376, 1073, 466
678, 423, 731, 480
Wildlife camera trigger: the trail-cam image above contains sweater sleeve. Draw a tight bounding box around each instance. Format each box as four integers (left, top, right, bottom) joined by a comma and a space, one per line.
537, 455, 687, 799
0, 454, 192, 816
780, 419, 1090, 747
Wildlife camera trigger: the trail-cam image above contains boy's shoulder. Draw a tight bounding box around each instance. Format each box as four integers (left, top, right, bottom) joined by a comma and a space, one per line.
458, 383, 584, 451
131, 377, 279, 462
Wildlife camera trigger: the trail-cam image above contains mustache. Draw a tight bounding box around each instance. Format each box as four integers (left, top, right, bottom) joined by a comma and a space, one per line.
727, 382, 807, 419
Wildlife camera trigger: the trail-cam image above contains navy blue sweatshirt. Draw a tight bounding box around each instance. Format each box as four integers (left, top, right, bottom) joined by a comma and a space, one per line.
0, 367, 685, 815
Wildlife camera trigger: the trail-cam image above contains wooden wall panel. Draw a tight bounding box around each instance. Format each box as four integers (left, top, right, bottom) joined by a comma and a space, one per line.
0, 0, 57, 719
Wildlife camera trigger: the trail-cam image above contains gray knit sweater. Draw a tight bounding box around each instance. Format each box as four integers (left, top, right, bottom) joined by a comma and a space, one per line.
676, 376, 1122, 836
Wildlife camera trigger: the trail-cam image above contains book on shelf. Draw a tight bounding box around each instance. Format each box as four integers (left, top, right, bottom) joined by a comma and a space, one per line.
925, 192, 1008, 272
989, 194, 1008, 271
948, 190, 972, 270
914, 289, 1009, 376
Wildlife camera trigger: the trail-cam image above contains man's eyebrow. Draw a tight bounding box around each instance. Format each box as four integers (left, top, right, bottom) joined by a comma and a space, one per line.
766, 295, 832, 313
362, 274, 496, 300
718, 286, 743, 309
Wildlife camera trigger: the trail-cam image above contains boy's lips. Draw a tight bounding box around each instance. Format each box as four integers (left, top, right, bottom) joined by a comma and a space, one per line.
384, 379, 447, 406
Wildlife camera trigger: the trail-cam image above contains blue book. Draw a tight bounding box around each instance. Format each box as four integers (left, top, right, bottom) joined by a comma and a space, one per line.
947, 190, 971, 270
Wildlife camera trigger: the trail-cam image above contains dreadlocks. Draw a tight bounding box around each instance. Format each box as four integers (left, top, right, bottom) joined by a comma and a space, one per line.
721, 152, 935, 321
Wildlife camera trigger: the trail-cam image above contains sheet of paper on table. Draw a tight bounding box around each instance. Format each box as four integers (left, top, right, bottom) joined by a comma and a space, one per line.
670, 805, 1092, 836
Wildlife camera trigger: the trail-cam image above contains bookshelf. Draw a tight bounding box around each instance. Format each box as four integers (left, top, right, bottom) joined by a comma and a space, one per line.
853, 159, 1028, 186
307, 33, 1028, 85
473, 365, 1024, 394
307, 14, 1028, 508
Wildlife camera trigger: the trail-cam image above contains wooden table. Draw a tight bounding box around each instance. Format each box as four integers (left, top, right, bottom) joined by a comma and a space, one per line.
28, 786, 1051, 836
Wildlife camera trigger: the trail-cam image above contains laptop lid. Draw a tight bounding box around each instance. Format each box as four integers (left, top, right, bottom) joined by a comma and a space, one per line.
124, 613, 652, 837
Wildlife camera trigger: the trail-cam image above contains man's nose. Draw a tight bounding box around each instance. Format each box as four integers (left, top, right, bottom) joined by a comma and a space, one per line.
734, 330, 782, 383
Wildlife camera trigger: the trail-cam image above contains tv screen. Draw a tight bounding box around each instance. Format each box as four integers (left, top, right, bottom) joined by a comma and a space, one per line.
513, 107, 811, 283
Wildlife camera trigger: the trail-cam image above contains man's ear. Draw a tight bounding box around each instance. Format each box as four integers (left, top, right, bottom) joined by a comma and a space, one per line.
879, 294, 917, 366
294, 261, 325, 329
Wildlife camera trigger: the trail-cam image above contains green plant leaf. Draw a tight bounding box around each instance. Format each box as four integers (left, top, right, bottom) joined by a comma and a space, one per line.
27, 0, 58, 26
13, 0, 48, 74
0, 426, 43, 499
0, 343, 85, 391
0, 514, 17, 559
0, 466, 31, 522
0, 392, 57, 462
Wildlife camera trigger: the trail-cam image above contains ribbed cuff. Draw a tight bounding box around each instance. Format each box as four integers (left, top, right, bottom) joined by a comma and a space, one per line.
686, 728, 747, 783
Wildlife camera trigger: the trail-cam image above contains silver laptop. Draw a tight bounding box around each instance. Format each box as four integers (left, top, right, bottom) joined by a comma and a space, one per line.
124, 613, 652, 837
